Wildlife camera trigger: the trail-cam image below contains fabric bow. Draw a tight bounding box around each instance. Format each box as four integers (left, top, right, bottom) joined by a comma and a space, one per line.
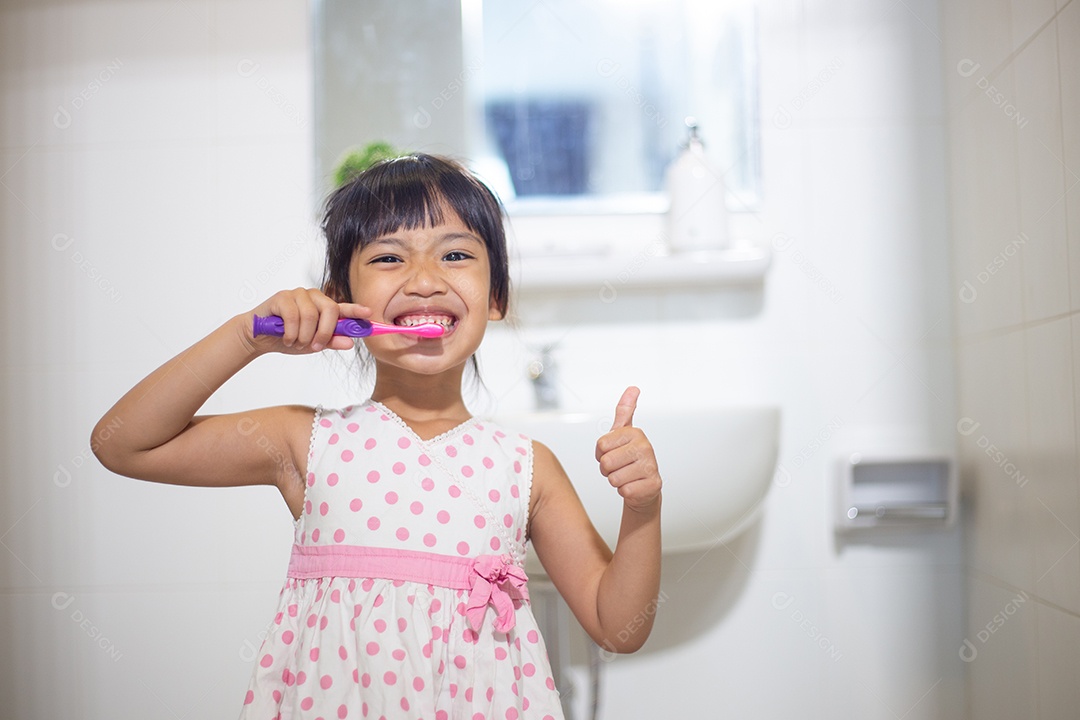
465, 554, 529, 633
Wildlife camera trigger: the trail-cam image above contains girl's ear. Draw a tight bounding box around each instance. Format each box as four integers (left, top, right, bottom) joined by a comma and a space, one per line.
488, 292, 505, 321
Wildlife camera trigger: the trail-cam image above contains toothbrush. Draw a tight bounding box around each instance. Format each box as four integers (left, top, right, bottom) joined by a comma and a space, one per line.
252, 315, 446, 339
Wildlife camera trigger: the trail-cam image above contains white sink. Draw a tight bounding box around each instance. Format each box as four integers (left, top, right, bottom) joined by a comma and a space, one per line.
497, 406, 780, 561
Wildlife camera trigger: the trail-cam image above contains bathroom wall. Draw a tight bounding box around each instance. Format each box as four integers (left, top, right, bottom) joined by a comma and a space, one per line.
940, 1, 1080, 718
0, 0, 967, 718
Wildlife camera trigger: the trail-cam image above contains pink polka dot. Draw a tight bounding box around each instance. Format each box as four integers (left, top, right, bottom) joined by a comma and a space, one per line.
301, 697, 313, 711
449, 485, 462, 498
384, 671, 397, 685
339, 645, 348, 660
346, 422, 359, 433
282, 630, 294, 645
457, 541, 470, 556
320, 616, 328, 630
374, 619, 387, 633
341, 449, 354, 462
436, 712, 449, 720
350, 498, 363, 512
483, 456, 495, 469
398, 617, 408, 632
385, 491, 398, 504
367, 470, 380, 483
546, 678, 555, 690
424, 533, 437, 547
392, 461, 406, 475
398, 436, 411, 449
419, 453, 432, 466
527, 630, 539, 643
305, 500, 312, 515
506, 709, 519, 720
319, 501, 329, 516
337, 703, 348, 719
421, 477, 435, 491
437, 510, 451, 524
364, 437, 376, 450
327, 472, 339, 486
490, 537, 501, 551
462, 465, 474, 477
413, 676, 425, 692
328, 433, 339, 445
334, 528, 345, 543
463, 433, 475, 445
320, 674, 333, 689
366, 641, 379, 655
401, 697, 411, 712
306, 473, 315, 487
489, 489, 501, 502
392, 648, 406, 661
331, 589, 341, 603
320, 418, 332, 428
244, 690, 254, 705
367, 517, 381, 531
510, 484, 520, 498
454, 655, 466, 669
446, 445, 458, 458
260, 653, 273, 668
503, 513, 514, 528
495, 647, 508, 660
361, 672, 371, 687
362, 578, 374, 591
310, 528, 320, 542
513, 460, 522, 473
472, 713, 483, 720
396, 527, 410, 541
523, 662, 536, 677
474, 515, 486, 528
410, 501, 424, 514
288, 604, 298, 617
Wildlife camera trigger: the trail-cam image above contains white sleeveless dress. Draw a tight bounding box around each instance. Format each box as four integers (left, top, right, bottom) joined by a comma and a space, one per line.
237, 399, 565, 720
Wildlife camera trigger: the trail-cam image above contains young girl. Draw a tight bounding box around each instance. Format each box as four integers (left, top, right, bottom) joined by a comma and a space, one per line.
92, 154, 662, 720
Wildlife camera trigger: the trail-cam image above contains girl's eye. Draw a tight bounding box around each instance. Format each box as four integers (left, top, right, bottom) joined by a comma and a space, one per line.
369, 255, 401, 264
444, 251, 473, 262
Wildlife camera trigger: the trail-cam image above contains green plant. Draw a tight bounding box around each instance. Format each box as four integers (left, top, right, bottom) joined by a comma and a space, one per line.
332, 141, 401, 188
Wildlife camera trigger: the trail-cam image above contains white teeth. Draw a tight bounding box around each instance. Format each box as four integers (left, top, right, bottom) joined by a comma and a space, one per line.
396, 314, 456, 328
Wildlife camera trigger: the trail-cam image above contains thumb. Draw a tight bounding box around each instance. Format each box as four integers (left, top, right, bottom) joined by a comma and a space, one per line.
610, 386, 640, 430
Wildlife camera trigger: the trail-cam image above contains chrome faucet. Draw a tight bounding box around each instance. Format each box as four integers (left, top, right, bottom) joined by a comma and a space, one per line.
527, 344, 559, 411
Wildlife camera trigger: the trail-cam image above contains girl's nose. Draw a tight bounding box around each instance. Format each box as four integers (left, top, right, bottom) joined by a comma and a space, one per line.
403, 259, 448, 296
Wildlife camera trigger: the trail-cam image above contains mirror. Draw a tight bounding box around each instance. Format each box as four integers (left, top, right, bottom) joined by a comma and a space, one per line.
314, 0, 760, 215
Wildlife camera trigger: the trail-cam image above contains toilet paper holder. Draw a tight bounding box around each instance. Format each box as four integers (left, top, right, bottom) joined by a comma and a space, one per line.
835, 452, 957, 531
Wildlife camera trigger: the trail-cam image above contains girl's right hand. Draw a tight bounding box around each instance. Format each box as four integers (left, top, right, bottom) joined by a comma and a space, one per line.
244, 288, 371, 355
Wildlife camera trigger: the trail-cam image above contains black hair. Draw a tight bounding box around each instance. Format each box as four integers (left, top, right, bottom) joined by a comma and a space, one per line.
321, 153, 509, 317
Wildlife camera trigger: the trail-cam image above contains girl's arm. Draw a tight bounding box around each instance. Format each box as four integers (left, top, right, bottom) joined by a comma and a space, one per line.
528, 387, 662, 653
91, 289, 368, 518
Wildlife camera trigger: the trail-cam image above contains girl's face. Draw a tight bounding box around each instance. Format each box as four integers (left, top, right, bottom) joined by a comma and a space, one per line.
347, 206, 502, 378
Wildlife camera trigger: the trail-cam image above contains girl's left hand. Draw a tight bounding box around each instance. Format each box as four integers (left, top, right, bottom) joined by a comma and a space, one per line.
595, 386, 663, 513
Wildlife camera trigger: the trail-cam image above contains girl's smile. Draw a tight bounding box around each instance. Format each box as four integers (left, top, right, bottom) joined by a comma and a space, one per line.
348, 206, 502, 375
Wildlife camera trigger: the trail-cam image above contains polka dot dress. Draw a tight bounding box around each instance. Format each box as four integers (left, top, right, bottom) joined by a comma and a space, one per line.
238, 400, 564, 720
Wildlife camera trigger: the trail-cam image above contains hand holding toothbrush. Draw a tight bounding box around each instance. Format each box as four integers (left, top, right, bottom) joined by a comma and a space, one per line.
245, 288, 443, 357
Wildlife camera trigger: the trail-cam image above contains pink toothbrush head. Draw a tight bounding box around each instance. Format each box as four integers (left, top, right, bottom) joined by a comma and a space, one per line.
253, 315, 445, 339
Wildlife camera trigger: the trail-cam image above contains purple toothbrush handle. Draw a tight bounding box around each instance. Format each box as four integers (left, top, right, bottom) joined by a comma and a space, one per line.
252, 315, 373, 338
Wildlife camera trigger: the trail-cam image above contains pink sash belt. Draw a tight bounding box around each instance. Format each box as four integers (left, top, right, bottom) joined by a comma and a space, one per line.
288, 544, 529, 633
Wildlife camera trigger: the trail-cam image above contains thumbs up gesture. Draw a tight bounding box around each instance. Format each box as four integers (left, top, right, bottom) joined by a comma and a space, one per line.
595, 386, 663, 513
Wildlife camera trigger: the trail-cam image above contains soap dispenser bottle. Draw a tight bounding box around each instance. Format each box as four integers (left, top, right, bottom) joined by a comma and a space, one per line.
665, 117, 729, 251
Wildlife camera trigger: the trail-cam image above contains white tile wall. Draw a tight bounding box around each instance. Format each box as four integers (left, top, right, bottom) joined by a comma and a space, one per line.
943, 0, 1080, 717
1, 0, 970, 718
